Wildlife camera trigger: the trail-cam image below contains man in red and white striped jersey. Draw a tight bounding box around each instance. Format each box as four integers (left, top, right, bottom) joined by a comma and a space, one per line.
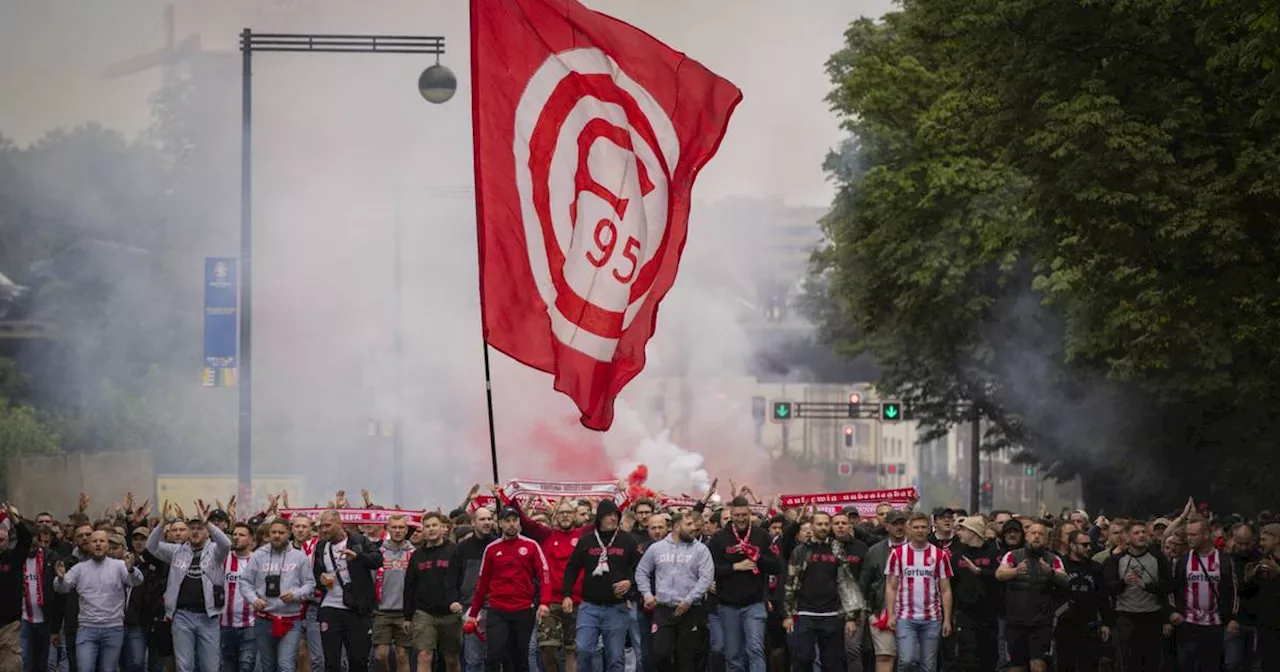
884, 512, 953, 672
221, 523, 257, 672
21, 524, 60, 672
1172, 516, 1239, 671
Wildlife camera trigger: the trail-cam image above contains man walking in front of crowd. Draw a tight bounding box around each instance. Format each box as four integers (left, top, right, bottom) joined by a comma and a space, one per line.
221, 523, 257, 672
708, 497, 780, 672
147, 501, 232, 672
313, 510, 383, 672
1172, 516, 1240, 671
404, 512, 461, 672
636, 512, 715, 672
562, 499, 640, 672
1055, 529, 1110, 672
54, 530, 144, 672
994, 521, 1068, 672
467, 507, 552, 672
948, 515, 1000, 672
780, 511, 863, 672
861, 510, 907, 672
884, 513, 952, 672
504, 491, 587, 672
241, 518, 315, 672
1104, 519, 1173, 672
372, 515, 414, 672
451, 507, 497, 672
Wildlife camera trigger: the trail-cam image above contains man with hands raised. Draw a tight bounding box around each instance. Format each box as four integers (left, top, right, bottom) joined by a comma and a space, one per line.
239, 518, 315, 672
147, 499, 232, 672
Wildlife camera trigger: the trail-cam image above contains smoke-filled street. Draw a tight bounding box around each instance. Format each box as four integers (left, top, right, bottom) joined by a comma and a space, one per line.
2, 1, 1280, 672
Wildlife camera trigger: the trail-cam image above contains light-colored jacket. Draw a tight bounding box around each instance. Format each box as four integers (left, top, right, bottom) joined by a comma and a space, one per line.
147, 522, 233, 618
635, 535, 714, 606
238, 544, 316, 617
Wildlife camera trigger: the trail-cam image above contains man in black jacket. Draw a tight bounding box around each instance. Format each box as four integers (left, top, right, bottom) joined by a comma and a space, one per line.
313, 510, 384, 672
404, 512, 461, 672
994, 521, 1069, 672
0, 507, 35, 672
707, 497, 780, 672
1171, 516, 1240, 671
1055, 529, 1110, 672
450, 507, 497, 672
780, 512, 862, 672
562, 500, 640, 672
949, 516, 1001, 672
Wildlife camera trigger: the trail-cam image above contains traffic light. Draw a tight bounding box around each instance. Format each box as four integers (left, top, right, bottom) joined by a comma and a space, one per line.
980, 481, 994, 509
1023, 466, 1035, 477
887, 464, 897, 474
843, 425, 854, 448
771, 401, 794, 422
880, 401, 902, 422
847, 392, 862, 418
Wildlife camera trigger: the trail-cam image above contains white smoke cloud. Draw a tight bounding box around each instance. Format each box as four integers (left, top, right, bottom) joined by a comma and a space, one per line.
603, 400, 712, 495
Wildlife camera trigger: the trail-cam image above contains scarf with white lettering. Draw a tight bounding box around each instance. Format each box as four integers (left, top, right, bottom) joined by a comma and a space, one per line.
593, 529, 617, 577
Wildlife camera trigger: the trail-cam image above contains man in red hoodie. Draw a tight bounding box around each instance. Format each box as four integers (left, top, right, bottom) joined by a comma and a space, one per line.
467, 507, 552, 672
508, 496, 586, 672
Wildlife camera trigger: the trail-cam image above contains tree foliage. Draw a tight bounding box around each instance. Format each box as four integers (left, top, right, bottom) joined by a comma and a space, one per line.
812, 0, 1280, 512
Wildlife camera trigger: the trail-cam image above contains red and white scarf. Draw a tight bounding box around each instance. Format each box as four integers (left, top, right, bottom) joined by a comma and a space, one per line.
730, 525, 760, 574
374, 542, 413, 603
280, 508, 425, 526
468, 479, 624, 513
779, 489, 918, 516
221, 554, 255, 628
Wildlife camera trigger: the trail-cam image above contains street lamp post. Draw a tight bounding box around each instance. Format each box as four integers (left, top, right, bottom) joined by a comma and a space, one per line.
238, 30, 455, 509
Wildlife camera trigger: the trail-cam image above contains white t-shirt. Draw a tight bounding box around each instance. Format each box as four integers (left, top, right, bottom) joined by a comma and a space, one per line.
321, 538, 351, 610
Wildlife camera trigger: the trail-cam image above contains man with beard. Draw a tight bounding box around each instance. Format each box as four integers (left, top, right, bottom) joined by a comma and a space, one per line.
636, 512, 715, 672
1242, 523, 1280, 667
828, 512, 869, 672
0, 505, 34, 672
708, 497, 780, 672
20, 522, 62, 672
53, 530, 144, 672
241, 518, 316, 672
404, 513, 461, 672
859, 509, 907, 672
467, 507, 552, 672
450, 507, 497, 672
562, 500, 640, 672
780, 512, 864, 672
947, 516, 1000, 672
636, 514, 671, 672
372, 516, 415, 672
220, 523, 258, 672
1103, 520, 1173, 672
1171, 516, 1240, 671
1225, 523, 1259, 671
147, 501, 233, 672
502, 491, 589, 672
994, 521, 1068, 672
1055, 530, 1110, 672
313, 510, 384, 672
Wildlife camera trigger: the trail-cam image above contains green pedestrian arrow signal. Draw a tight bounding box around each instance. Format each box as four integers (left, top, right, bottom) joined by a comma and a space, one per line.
880, 401, 902, 422
771, 401, 795, 422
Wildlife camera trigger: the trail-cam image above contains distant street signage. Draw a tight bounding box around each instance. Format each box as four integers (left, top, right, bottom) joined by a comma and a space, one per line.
202, 258, 238, 387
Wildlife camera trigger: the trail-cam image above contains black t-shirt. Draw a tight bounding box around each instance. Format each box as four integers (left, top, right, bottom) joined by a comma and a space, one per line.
796, 545, 842, 614
176, 548, 206, 612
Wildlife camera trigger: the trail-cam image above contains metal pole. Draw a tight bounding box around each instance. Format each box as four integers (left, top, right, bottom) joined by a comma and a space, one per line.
482, 344, 500, 484
969, 403, 981, 513
237, 28, 254, 506
391, 196, 404, 505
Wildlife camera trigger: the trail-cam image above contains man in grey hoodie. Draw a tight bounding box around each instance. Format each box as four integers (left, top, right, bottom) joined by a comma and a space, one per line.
240, 518, 316, 672
146, 501, 233, 672
635, 512, 714, 672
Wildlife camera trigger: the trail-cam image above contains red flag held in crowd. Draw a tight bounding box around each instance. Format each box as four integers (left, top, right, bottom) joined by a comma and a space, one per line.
470, 0, 742, 430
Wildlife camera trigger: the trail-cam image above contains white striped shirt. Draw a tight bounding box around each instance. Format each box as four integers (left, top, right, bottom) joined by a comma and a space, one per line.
886, 543, 952, 621
221, 553, 255, 628
1183, 550, 1222, 626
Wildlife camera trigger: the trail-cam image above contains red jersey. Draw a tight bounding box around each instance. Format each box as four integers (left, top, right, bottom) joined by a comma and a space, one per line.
469, 535, 552, 616
515, 506, 588, 603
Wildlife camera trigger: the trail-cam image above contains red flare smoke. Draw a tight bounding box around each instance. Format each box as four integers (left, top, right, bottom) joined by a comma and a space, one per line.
625, 464, 657, 501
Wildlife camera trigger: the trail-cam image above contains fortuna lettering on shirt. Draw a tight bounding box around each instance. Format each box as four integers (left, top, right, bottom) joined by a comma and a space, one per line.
221, 554, 254, 628
1184, 550, 1222, 626
886, 543, 952, 621
23, 551, 44, 624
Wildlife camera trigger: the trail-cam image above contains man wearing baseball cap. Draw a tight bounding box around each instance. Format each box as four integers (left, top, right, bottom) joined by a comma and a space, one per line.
467, 507, 552, 672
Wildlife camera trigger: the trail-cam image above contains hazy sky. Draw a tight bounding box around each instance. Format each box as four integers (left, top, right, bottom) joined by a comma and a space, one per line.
0, 0, 894, 206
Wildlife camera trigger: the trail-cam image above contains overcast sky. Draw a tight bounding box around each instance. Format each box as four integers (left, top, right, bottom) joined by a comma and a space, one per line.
0, 0, 893, 206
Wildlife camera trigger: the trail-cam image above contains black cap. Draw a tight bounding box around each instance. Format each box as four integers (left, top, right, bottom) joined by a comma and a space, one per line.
498, 506, 519, 520
208, 509, 231, 522
1002, 519, 1024, 534
885, 510, 909, 524
932, 507, 956, 518
840, 505, 861, 518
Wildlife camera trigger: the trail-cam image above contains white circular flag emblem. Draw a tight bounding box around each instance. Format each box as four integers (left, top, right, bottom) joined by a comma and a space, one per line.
514, 48, 681, 363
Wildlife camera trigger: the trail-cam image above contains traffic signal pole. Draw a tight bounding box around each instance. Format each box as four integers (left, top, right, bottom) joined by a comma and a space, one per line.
969, 404, 981, 513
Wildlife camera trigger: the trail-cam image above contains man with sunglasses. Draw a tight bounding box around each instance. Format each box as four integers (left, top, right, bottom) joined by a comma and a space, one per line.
1054, 530, 1110, 672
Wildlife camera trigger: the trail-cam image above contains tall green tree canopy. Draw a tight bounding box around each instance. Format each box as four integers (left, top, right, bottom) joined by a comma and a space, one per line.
813, 0, 1280, 512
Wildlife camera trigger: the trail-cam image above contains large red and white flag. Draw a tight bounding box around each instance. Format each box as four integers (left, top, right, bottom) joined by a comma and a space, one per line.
471, 0, 742, 431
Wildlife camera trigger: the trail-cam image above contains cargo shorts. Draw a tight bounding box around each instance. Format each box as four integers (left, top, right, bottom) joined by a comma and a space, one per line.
536, 603, 577, 650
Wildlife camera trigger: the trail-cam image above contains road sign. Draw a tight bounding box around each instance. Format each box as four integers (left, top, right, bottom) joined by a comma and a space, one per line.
837, 462, 853, 477
880, 401, 903, 422
770, 400, 795, 423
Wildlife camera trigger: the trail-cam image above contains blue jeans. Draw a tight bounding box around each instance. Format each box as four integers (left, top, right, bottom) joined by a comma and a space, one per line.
626, 605, 644, 672
172, 611, 221, 672
221, 626, 255, 672
300, 607, 325, 672
894, 619, 941, 672
575, 604, 629, 672
75, 626, 124, 672
462, 609, 485, 672
122, 625, 148, 672
1224, 623, 1256, 671
21, 621, 51, 672
254, 617, 303, 672
718, 603, 766, 672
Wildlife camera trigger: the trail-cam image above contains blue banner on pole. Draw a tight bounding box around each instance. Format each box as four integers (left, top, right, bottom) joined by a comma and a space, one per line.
202, 257, 238, 387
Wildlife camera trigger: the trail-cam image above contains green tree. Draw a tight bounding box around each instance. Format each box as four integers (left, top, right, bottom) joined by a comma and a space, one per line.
812, 0, 1280, 512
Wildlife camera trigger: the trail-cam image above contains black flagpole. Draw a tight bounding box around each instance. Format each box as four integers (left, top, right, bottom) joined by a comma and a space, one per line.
482, 342, 500, 484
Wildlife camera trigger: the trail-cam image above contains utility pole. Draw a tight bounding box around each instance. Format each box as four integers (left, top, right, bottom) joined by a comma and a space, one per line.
969, 403, 981, 513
